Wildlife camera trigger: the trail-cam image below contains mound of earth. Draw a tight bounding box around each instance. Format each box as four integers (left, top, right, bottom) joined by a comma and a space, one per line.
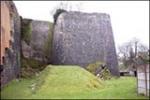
1, 65, 104, 99
31, 65, 104, 96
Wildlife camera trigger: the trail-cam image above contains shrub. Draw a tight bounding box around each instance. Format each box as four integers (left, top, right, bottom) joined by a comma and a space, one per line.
86, 61, 105, 74
86, 61, 112, 80
96, 66, 112, 80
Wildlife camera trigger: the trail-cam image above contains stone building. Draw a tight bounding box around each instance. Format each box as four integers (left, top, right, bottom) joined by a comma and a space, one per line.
21, 19, 53, 63
1, 1, 11, 66
1, 1, 120, 88
0, 1, 21, 87
52, 11, 119, 76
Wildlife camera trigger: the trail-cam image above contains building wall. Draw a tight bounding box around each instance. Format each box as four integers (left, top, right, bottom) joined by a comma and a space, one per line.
0, 1, 11, 65
0, 1, 21, 88
52, 11, 119, 76
21, 19, 52, 63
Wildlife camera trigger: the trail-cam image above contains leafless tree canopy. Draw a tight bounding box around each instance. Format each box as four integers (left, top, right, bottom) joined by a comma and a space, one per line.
50, 2, 83, 16
118, 38, 149, 68
118, 38, 148, 59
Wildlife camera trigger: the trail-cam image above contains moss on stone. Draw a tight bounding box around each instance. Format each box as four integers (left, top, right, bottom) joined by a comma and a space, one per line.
21, 57, 46, 78
21, 19, 32, 45
43, 22, 53, 61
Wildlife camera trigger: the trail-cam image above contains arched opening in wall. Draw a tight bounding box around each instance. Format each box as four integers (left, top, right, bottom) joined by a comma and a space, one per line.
2, 56, 5, 64
9, 3, 15, 18
9, 40, 12, 48
5, 47, 9, 54
10, 11, 13, 18
0, 56, 4, 72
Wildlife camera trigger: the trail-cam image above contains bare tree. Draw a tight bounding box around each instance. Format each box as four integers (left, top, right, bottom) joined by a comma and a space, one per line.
138, 43, 149, 52
118, 38, 149, 69
118, 42, 132, 60
119, 38, 148, 58
50, 1, 83, 17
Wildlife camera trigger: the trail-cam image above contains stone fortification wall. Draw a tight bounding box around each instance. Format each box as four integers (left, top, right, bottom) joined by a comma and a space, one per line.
52, 11, 119, 76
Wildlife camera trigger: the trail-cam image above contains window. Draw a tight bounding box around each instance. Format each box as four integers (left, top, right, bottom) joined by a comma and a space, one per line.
9, 40, 12, 48
2, 56, 5, 64
5, 47, 8, 53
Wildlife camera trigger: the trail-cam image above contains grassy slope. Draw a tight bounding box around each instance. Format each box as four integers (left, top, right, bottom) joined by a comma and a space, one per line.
1, 65, 148, 99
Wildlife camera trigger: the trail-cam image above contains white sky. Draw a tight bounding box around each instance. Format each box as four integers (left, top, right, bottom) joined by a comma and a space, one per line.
14, 1, 149, 51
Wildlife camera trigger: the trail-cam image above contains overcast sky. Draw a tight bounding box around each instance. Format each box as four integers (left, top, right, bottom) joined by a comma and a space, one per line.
14, 1, 149, 51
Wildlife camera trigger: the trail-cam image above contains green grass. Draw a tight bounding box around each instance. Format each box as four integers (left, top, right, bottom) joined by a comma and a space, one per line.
1, 65, 148, 99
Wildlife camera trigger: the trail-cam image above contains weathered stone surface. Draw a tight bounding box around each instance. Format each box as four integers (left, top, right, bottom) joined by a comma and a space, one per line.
21, 19, 52, 63
1, 1, 21, 87
21, 41, 32, 58
52, 11, 119, 76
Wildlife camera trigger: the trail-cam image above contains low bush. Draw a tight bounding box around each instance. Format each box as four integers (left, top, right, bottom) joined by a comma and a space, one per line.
96, 66, 112, 80
86, 61, 104, 74
86, 61, 112, 80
